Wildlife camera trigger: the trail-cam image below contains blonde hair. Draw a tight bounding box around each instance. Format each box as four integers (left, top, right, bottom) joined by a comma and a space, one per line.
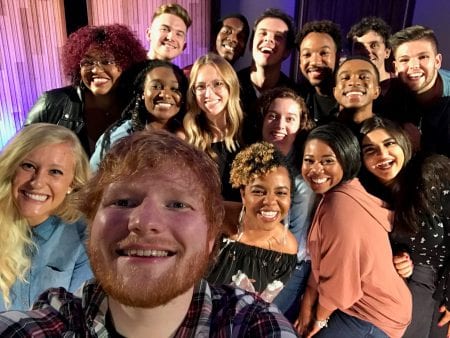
183, 53, 243, 159
0, 123, 90, 308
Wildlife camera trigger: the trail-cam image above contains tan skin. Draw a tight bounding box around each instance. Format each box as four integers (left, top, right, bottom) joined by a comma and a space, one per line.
227, 167, 297, 255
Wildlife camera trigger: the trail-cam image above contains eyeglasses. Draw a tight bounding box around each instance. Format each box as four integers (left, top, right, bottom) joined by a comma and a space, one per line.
80, 59, 116, 70
193, 80, 226, 96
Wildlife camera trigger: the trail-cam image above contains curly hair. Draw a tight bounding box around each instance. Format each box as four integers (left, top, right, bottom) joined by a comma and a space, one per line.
347, 16, 392, 49
230, 142, 294, 191
296, 20, 342, 53
389, 25, 439, 55
62, 24, 147, 85
0, 123, 89, 308
184, 53, 243, 159
98, 60, 188, 160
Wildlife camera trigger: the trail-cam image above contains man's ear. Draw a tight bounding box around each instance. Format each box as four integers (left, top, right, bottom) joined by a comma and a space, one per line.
145, 26, 152, 41
393, 60, 400, 76
373, 85, 381, 99
435, 53, 442, 70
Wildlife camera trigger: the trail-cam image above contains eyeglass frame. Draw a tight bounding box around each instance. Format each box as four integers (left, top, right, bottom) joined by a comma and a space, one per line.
80, 59, 117, 70
192, 80, 227, 96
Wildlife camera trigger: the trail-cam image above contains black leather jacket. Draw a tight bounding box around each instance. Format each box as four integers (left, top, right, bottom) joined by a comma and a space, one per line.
25, 86, 91, 155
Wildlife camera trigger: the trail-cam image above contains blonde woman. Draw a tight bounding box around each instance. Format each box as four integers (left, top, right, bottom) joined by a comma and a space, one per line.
0, 123, 92, 310
181, 52, 243, 201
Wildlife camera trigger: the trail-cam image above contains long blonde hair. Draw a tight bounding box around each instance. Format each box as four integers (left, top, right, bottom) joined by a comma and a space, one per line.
183, 53, 243, 158
0, 123, 90, 308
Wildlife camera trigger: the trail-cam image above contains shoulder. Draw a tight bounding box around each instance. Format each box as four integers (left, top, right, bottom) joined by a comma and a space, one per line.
207, 282, 298, 337
0, 287, 84, 336
53, 216, 88, 240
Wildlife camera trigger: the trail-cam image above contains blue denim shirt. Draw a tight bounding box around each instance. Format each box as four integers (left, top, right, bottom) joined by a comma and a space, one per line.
439, 69, 450, 97
0, 216, 92, 311
90, 119, 133, 171
287, 175, 315, 262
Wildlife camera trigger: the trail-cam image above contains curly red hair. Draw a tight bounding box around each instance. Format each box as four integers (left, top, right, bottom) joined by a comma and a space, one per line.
62, 24, 147, 85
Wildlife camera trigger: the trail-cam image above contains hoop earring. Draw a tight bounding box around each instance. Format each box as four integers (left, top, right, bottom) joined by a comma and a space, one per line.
282, 212, 290, 245
237, 205, 245, 238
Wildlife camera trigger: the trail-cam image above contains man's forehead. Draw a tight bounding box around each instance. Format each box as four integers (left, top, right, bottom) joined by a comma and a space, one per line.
256, 17, 288, 32
223, 17, 244, 30
152, 13, 187, 30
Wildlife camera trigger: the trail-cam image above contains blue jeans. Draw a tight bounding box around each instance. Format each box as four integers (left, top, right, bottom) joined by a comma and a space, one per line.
314, 310, 388, 338
273, 260, 311, 322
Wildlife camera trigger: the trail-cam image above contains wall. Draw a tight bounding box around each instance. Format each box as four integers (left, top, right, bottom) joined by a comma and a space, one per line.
411, 0, 450, 69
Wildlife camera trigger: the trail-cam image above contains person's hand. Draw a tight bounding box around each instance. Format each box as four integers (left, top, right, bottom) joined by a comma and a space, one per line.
393, 252, 414, 278
437, 305, 450, 336
294, 299, 313, 335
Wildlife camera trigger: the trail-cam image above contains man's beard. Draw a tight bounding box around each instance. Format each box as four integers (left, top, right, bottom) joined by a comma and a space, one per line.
88, 239, 211, 308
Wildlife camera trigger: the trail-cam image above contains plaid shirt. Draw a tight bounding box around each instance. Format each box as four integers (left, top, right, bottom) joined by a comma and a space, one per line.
0, 279, 298, 337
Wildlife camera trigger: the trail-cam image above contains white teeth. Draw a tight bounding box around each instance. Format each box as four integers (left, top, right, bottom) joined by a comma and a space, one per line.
345, 91, 363, 96
260, 211, 277, 218
312, 178, 327, 184
224, 45, 234, 51
124, 249, 169, 257
92, 78, 108, 85
376, 160, 393, 169
408, 73, 422, 79
155, 103, 172, 109
24, 192, 47, 201
261, 47, 273, 53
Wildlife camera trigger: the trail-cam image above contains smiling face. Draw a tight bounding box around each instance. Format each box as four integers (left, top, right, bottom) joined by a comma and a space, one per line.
299, 32, 337, 87
80, 49, 122, 96
12, 143, 75, 226
216, 17, 246, 64
194, 64, 229, 124
333, 59, 380, 110
262, 98, 301, 155
252, 17, 289, 68
352, 30, 390, 73
143, 66, 182, 125
146, 13, 187, 61
361, 128, 405, 185
393, 39, 441, 94
241, 166, 291, 230
302, 138, 344, 194
88, 166, 213, 308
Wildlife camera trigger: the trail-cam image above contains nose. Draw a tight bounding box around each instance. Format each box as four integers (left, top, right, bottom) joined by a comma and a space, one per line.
263, 192, 276, 205
228, 30, 238, 43
378, 145, 389, 157
408, 57, 420, 69
348, 74, 362, 87
263, 32, 274, 43
310, 52, 322, 65
310, 161, 324, 173
29, 170, 45, 188
166, 30, 174, 41
276, 117, 286, 130
128, 198, 165, 234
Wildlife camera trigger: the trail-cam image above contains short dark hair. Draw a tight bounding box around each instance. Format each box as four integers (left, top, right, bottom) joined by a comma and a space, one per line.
390, 25, 439, 55
152, 3, 192, 29
214, 13, 250, 48
296, 20, 342, 53
305, 122, 361, 181
250, 8, 296, 51
347, 16, 392, 49
337, 55, 381, 84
